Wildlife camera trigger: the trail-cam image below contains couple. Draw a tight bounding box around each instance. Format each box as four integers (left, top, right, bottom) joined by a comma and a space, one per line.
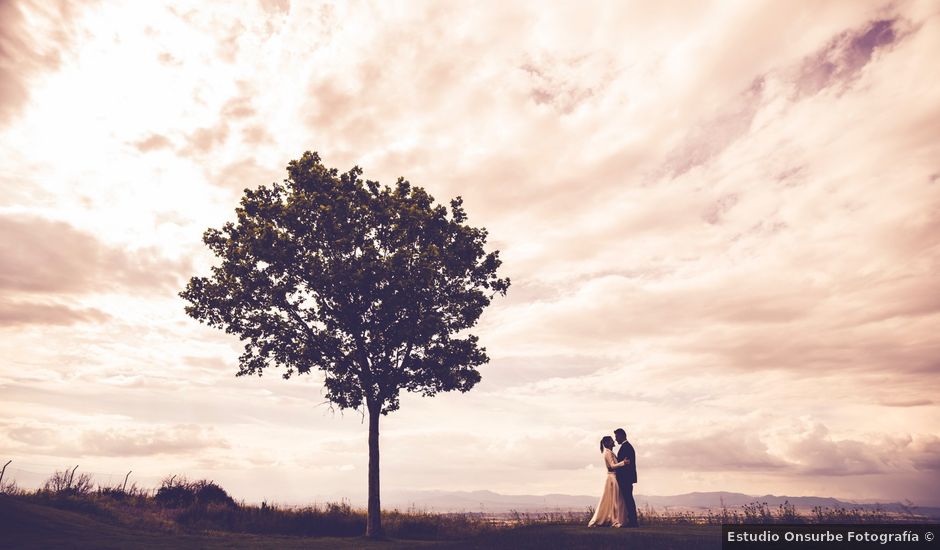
588, 427, 638, 528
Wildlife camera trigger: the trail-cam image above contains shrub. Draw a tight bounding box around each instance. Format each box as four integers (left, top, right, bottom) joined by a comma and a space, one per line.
155, 476, 236, 509
0, 479, 19, 495
811, 505, 890, 524
193, 480, 235, 507
42, 469, 94, 496
742, 501, 773, 523
97, 486, 128, 500
776, 500, 803, 523
155, 476, 195, 508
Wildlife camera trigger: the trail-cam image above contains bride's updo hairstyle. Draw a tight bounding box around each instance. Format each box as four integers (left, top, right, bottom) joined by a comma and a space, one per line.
599, 435, 614, 453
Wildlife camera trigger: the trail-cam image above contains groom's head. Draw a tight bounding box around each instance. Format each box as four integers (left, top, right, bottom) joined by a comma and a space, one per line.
614, 428, 627, 444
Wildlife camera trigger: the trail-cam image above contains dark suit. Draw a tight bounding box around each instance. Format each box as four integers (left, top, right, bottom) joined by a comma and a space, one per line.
616, 441, 638, 527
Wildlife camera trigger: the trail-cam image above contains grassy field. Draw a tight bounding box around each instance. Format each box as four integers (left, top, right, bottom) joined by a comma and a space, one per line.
0, 495, 721, 549
2, 472, 922, 550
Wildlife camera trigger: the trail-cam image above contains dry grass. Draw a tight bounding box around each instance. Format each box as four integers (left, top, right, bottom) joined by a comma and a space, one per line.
19, 471, 498, 540
9, 469, 927, 545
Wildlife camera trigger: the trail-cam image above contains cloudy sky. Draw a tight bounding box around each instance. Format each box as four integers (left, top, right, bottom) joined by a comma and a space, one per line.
2, 0, 939, 506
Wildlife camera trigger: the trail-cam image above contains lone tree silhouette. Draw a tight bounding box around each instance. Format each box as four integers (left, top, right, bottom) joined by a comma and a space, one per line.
180, 151, 509, 537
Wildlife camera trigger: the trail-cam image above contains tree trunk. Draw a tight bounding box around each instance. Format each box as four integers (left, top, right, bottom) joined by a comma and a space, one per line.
366, 403, 383, 538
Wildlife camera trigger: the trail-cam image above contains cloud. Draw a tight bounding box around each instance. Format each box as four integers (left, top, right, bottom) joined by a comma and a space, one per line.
6, 421, 229, 457
78, 424, 230, 457
241, 124, 273, 146
5, 423, 56, 446
183, 122, 230, 155
662, 77, 766, 178
222, 98, 255, 119
0, 0, 94, 126
208, 157, 280, 191
258, 0, 290, 16
785, 424, 891, 476
304, 79, 360, 140
214, 20, 246, 64
909, 436, 940, 472
180, 82, 265, 159
779, 426, 940, 480
879, 399, 933, 408
656, 15, 912, 181
519, 53, 614, 114
157, 51, 181, 66
131, 133, 173, 152
0, 299, 109, 327
795, 18, 900, 97
646, 425, 940, 481
0, 213, 187, 294
650, 429, 791, 472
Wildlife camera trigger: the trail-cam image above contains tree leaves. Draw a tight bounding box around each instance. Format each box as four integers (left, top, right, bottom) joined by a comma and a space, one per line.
180, 151, 509, 415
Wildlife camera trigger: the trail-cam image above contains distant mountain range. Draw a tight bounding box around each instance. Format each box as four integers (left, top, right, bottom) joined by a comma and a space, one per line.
382, 489, 940, 518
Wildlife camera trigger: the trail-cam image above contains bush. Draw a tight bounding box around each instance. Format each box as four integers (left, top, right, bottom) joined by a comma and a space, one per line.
155, 476, 235, 509
42, 469, 94, 496
193, 480, 235, 507
742, 501, 773, 523
155, 476, 195, 508
97, 486, 127, 500
0, 479, 19, 495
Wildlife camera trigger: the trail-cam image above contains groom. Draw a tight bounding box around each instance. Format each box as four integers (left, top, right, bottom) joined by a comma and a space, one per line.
614, 428, 639, 528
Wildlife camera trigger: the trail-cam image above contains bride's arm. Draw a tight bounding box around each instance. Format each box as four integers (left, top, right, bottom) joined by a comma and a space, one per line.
604, 451, 629, 470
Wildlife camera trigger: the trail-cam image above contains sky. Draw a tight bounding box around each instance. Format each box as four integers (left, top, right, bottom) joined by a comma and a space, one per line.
1, 0, 939, 507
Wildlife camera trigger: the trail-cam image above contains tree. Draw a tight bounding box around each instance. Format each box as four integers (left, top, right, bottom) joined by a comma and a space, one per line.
179, 151, 510, 537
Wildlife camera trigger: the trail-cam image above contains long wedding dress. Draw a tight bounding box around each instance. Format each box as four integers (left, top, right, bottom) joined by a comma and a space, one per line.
587, 448, 627, 527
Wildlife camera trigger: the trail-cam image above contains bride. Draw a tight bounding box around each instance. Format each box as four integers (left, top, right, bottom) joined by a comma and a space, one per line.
587, 435, 630, 527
